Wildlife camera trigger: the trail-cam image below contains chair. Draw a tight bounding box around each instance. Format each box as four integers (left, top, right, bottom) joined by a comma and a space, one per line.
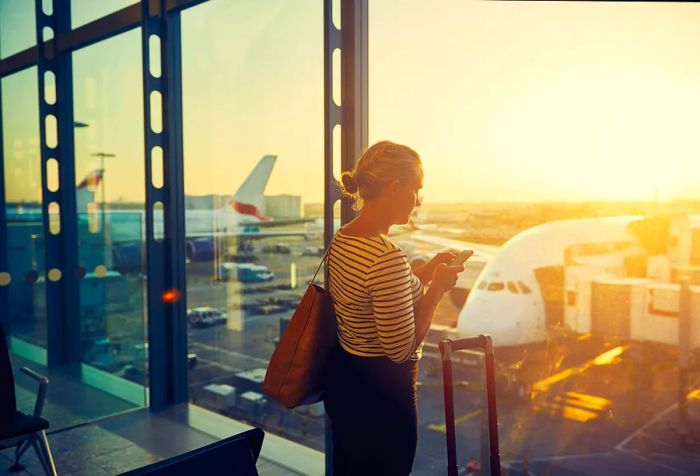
0, 325, 57, 476
118, 427, 265, 476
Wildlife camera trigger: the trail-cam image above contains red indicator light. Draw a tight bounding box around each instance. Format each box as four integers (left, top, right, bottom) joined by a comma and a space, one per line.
162, 288, 181, 303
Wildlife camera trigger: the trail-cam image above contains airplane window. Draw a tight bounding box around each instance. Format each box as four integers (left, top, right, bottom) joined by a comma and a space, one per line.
507, 281, 519, 293
478, 281, 488, 290
518, 281, 532, 293
488, 282, 505, 291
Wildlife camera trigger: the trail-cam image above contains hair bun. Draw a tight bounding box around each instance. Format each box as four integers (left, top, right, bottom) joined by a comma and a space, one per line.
340, 172, 359, 195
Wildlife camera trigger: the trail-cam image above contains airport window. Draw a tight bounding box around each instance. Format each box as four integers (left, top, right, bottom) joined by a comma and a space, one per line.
2, 67, 45, 351
0, 0, 35, 59
488, 282, 505, 292
181, 0, 325, 454
518, 281, 532, 294
72, 29, 148, 409
1, 2, 700, 474
70, 0, 138, 29
369, 2, 700, 473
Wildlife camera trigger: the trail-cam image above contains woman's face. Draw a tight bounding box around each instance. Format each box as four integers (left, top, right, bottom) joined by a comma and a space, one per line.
386, 176, 423, 225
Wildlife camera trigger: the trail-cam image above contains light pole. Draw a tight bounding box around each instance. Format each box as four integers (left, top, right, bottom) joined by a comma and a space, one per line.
91, 152, 116, 209
91, 152, 116, 268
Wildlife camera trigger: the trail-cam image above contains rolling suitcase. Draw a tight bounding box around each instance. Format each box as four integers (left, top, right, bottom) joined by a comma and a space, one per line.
439, 335, 501, 476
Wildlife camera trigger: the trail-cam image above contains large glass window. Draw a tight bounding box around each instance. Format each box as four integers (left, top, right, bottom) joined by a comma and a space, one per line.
72, 29, 147, 408
71, 0, 138, 29
0, 0, 35, 59
2, 67, 45, 356
182, 0, 325, 457
370, 2, 700, 474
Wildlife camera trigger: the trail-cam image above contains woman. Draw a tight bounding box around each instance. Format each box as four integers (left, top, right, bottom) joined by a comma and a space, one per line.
323, 140, 465, 475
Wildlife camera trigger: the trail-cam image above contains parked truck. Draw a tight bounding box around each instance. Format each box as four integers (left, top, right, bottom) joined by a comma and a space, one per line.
216, 262, 274, 282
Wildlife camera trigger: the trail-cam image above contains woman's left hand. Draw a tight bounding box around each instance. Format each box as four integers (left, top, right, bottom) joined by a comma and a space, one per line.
414, 250, 458, 284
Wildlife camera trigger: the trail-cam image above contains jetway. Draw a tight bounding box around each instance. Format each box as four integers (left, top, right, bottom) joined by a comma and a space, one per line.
565, 275, 700, 348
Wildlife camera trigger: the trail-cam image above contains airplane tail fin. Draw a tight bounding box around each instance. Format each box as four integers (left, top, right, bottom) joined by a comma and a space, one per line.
76, 169, 104, 213
225, 155, 276, 221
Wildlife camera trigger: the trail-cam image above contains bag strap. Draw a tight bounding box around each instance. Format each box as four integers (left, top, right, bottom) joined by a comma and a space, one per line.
310, 235, 334, 284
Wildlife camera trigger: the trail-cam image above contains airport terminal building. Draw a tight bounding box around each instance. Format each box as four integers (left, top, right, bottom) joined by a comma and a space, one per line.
2, 1, 700, 475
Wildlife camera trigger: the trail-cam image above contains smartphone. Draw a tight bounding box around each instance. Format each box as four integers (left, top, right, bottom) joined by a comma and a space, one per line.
449, 249, 474, 266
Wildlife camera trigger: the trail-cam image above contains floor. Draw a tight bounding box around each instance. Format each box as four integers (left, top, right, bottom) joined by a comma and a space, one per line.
0, 405, 303, 476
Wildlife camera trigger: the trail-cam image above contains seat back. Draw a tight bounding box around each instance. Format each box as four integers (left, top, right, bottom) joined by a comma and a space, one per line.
117, 427, 265, 476
0, 324, 17, 419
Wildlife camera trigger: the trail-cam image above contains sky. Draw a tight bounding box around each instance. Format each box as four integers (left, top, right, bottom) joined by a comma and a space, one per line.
2, 0, 700, 204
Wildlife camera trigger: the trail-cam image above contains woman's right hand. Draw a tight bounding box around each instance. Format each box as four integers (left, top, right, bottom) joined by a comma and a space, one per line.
431, 262, 463, 295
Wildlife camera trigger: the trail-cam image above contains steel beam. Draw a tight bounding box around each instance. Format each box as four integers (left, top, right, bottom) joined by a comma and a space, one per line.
324, 1, 368, 473
35, 0, 80, 365
0, 0, 209, 78
0, 80, 7, 331
141, 0, 188, 409
339, 0, 368, 226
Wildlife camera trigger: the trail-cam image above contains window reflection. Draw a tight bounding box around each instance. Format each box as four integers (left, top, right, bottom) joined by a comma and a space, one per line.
70, 0, 137, 29
72, 29, 147, 407
2, 67, 45, 350
182, 0, 324, 456
0, 0, 35, 59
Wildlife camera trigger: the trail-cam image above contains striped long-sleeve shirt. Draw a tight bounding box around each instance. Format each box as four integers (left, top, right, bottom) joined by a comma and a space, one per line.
328, 230, 424, 363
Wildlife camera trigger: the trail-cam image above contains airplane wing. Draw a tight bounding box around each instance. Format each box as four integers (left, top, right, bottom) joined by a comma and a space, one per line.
248, 218, 315, 228
184, 229, 315, 240
407, 231, 499, 260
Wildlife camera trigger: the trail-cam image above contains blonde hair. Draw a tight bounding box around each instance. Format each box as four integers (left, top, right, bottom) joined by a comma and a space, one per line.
339, 141, 422, 210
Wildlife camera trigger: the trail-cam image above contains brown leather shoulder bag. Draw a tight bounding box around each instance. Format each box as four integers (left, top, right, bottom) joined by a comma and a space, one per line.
262, 243, 337, 408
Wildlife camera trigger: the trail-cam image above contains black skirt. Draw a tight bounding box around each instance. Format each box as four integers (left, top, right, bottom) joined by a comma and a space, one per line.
323, 342, 419, 476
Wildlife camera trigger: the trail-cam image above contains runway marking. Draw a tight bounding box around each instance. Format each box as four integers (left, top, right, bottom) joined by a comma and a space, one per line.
617, 447, 697, 476
615, 400, 679, 451
426, 408, 481, 433
614, 376, 700, 475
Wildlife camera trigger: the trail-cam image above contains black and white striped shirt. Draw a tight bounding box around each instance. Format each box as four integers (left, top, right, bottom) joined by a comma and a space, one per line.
328, 230, 424, 363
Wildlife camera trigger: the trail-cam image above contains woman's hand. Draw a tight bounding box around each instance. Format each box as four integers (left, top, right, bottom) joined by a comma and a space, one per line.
413, 250, 457, 284
431, 262, 464, 295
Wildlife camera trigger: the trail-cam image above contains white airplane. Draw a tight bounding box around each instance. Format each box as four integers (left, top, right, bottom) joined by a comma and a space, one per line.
455, 217, 645, 347
408, 216, 682, 348
72, 155, 317, 270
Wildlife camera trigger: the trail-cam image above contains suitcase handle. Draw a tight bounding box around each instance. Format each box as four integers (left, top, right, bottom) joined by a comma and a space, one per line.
439, 335, 501, 476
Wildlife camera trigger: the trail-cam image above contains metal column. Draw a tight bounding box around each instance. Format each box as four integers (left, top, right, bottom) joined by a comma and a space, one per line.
141, 0, 188, 408
340, 0, 368, 225
324, 0, 368, 473
0, 80, 7, 331
35, 0, 81, 365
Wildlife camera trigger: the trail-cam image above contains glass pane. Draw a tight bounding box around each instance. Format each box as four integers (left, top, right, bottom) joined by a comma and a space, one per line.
2, 67, 45, 351
370, 2, 700, 474
72, 29, 148, 408
0, 0, 36, 59
71, 0, 137, 29
182, 0, 325, 461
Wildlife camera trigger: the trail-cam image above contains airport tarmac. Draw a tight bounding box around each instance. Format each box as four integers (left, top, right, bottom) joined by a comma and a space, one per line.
181, 233, 700, 475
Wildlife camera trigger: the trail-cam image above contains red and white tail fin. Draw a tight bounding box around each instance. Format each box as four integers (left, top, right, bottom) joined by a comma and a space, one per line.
76, 168, 104, 213
225, 155, 276, 221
